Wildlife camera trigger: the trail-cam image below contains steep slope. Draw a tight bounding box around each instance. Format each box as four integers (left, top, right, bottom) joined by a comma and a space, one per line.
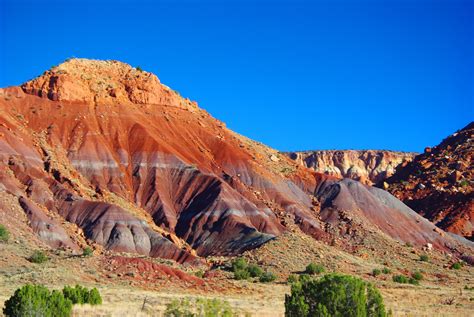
382, 123, 473, 240
286, 150, 415, 185
0, 59, 321, 261
0, 59, 471, 264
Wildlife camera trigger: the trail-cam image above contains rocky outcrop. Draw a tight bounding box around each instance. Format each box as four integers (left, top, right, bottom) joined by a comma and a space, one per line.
382, 122, 473, 240
21, 59, 197, 108
286, 150, 415, 185
0, 59, 471, 263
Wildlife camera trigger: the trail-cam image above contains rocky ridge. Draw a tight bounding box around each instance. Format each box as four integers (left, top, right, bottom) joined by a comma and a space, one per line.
382, 122, 473, 240
286, 150, 416, 185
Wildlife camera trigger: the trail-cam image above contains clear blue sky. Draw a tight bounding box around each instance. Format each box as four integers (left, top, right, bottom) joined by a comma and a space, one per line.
1, 0, 472, 152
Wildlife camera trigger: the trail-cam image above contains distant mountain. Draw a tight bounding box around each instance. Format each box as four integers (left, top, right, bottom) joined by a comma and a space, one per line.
285, 150, 416, 185
0, 59, 470, 265
381, 122, 473, 240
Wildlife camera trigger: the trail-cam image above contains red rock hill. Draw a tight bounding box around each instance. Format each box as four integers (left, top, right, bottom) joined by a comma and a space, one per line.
382, 122, 473, 240
0, 59, 471, 263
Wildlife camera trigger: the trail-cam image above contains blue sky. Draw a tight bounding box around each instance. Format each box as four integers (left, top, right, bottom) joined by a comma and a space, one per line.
0, 0, 472, 152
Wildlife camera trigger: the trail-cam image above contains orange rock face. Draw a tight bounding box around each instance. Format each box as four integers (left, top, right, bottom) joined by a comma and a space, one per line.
383, 122, 474, 240
286, 150, 415, 185
0, 59, 471, 262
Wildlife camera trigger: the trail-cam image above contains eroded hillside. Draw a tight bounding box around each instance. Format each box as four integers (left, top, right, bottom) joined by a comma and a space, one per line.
0, 58, 471, 266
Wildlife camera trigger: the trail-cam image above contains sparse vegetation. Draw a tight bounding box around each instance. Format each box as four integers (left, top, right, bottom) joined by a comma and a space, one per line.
0, 224, 9, 242
82, 246, 93, 257
382, 267, 391, 274
419, 254, 429, 262
411, 271, 423, 281
230, 258, 270, 282
3, 284, 72, 317
305, 263, 325, 275
372, 268, 381, 277
194, 270, 205, 278
231, 257, 247, 272
408, 278, 419, 285
62, 285, 102, 305
247, 264, 263, 278
459, 179, 469, 187
405, 242, 413, 247
233, 269, 250, 280
28, 250, 49, 264
285, 273, 387, 316
287, 274, 298, 285
392, 275, 409, 284
452, 262, 463, 270
135, 66, 143, 72
164, 298, 235, 317
393, 274, 419, 285
259, 271, 277, 283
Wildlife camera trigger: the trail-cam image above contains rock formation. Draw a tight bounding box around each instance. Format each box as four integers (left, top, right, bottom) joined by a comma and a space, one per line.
0, 59, 471, 264
286, 150, 415, 185
382, 122, 473, 240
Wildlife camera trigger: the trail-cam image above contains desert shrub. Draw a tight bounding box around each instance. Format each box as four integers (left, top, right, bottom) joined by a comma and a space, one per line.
405, 242, 413, 247
259, 271, 277, 283
62, 285, 102, 305
372, 269, 381, 277
29, 250, 49, 264
419, 254, 429, 262
3, 284, 72, 317
0, 224, 9, 242
298, 274, 312, 284
164, 297, 235, 317
194, 270, 205, 278
459, 179, 469, 187
408, 278, 419, 285
87, 288, 102, 305
82, 247, 93, 257
164, 298, 193, 317
451, 262, 463, 270
287, 274, 299, 285
231, 257, 247, 272
230, 259, 268, 281
392, 275, 409, 284
382, 267, 391, 274
305, 263, 324, 275
233, 269, 250, 280
196, 298, 234, 316
49, 290, 73, 315
411, 271, 423, 281
247, 264, 263, 278
285, 273, 387, 317
62, 285, 83, 304
135, 66, 143, 72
